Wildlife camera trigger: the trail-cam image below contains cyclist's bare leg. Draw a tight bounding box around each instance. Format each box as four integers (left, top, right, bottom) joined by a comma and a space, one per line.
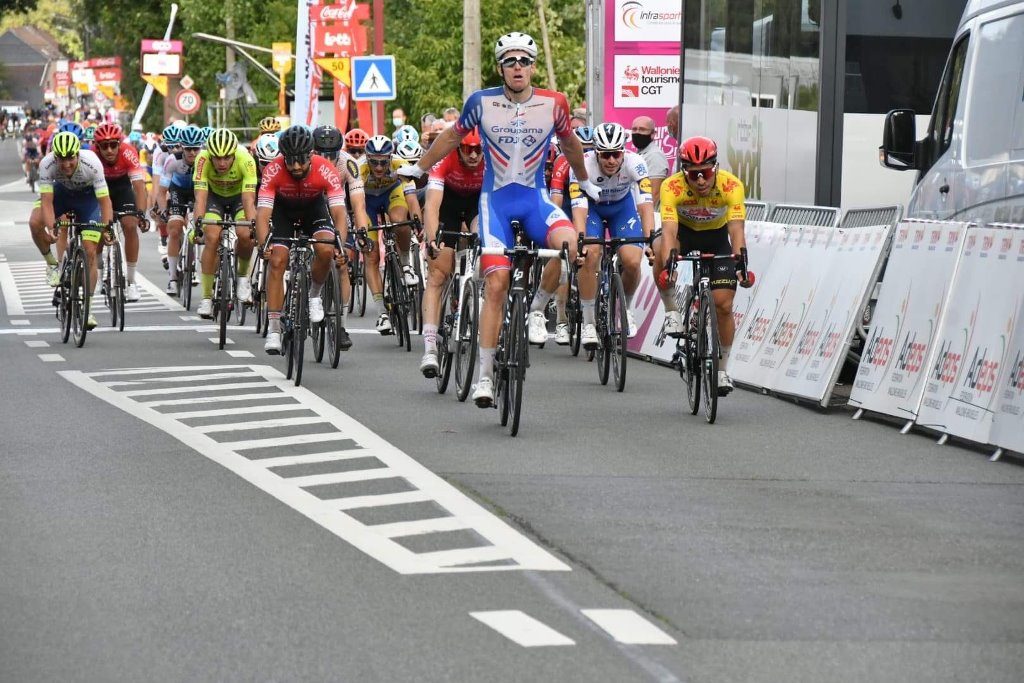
266, 246, 289, 310
200, 224, 222, 300
235, 225, 254, 278
310, 230, 335, 285
713, 288, 736, 347
424, 246, 455, 328
365, 241, 383, 295
29, 206, 53, 258
121, 216, 139, 282
479, 268, 510, 349
618, 245, 642, 298
83, 238, 101, 299
166, 217, 185, 280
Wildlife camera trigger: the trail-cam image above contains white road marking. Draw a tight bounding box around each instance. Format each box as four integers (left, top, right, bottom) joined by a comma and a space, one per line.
11, 319, 30, 326
0, 262, 182, 316
470, 611, 576, 647
38, 353, 65, 362
60, 364, 570, 575
24, 340, 49, 348
208, 337, 235, 345
580, 610, 678, 645
225, 350, 255, 358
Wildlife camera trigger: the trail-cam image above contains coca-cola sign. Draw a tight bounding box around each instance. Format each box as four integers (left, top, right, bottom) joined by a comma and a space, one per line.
312, 1, 358, 23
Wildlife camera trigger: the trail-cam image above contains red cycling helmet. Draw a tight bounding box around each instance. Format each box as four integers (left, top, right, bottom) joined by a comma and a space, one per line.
344, 128, 369, 147
678, 136, 718, 167
93, 122, 123, 143
461, 128, 481, 146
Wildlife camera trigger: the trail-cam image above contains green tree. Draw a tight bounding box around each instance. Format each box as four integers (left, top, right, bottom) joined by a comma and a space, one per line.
0, 0, 83, 56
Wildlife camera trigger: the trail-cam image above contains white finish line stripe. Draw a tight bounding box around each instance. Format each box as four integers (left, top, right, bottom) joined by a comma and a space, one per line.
60, 365, 569, 575
470, 611, 575, 647
580, 610, 678, 645
0, 261, 25, 315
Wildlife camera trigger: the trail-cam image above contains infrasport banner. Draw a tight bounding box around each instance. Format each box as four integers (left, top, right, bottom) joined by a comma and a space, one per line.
914, 226, 1024, 445
604, 0, 681, 169
848, 220, 969, 421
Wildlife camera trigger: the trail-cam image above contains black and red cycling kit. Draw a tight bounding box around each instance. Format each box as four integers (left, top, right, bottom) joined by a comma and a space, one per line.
427, 149, 484, 248
99, 142, 147, 212
257, 155, 346, 239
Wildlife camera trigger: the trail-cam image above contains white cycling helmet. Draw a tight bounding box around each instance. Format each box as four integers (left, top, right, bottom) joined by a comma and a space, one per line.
394, 139, 423, 163
494, 32, 538, 61
392, 124, 419, 145
593, 123, 628, 152
254, 133, 280, 164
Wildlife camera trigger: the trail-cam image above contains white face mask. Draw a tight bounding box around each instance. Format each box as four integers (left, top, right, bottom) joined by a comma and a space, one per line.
392, 117, 405, 128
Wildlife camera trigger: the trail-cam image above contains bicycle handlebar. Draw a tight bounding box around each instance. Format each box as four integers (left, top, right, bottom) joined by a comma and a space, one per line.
200, 218, 254, 227
481, 245, 563, 260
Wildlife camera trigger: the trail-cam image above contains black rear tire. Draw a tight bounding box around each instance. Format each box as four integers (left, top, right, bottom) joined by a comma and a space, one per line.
291, 267, 308, 386
610, 272, 628, 392
217, 249, 231, 349
507, 294, 527, 437
325, 265, 343, 369
567, 265, 582, 357
436, 278, 454, 394
454, 278, 478, 403
71, 249, 89, 348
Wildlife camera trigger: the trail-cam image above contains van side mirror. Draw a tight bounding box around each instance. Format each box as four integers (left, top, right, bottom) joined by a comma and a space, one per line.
880, 109, 917, 170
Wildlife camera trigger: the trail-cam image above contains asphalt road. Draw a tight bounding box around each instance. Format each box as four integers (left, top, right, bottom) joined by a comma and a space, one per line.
1, 140, 1022, 682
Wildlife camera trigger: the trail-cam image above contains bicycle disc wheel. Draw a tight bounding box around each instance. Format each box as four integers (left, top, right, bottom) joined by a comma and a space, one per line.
181, 242, 194, 311
700, 290, 719, 424
568, 270, 582, 357
292, 267, 308, 386
507, 294, 527, 437
72, 250, 90, 348
610, 272, 628, 392
59, 264, 72, 344
454, 278, 479, 403
684, 297, 701, 415
114, 246, 126, 331
325, 265, 343, 369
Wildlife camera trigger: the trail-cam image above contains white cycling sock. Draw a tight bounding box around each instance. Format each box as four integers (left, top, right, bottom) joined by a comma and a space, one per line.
478, 347, 495, 381
309, 279, 324, 298
555, 297, 567, 324
373, 292, 384, 316
659, 287, 677, 311
126, 262, 137, 284
582, 299, 595, 325
423, 324, 438, 354
530, 286, 554, 314
268, 311, 282, 334
167, 255, 179, 278
720, 345, 732, 372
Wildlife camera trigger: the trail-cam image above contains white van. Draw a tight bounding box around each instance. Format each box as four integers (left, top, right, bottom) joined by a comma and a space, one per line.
880, 0, 1024, 223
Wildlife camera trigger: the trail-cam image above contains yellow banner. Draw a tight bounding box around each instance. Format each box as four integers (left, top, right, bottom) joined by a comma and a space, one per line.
143, 74, 169, 97
314, 57, 350, 87
97, 84, 116, 99
272, 42, 292, 75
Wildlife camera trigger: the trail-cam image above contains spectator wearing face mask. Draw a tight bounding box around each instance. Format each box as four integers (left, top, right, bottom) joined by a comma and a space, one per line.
392, 107, 407, 131
630, 115, 669, 206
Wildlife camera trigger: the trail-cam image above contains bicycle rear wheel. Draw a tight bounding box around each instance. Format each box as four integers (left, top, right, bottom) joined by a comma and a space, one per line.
596, 282, 611, 386
71, 249, 90, 348
216, 249, 231, 349
454, 278, 479, 403
436, 278, 454, 394
567, 265, 582, 357
181, 241, 194, 311
507, 293, 527, 437
324, 265, 343, 369
610, 272, 628, 392
684, 296, 701, 415
114, 246, 126, 331
700, 289, 719, 424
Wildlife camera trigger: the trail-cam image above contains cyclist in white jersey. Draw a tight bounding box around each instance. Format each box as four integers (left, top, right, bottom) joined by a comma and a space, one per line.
561, 123, 654, 345
399, 31, 600, 408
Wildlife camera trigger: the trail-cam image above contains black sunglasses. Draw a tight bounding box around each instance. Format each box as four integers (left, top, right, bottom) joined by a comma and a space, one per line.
598, 151, 623, 160
500, 56, 535, 68
284, 153, 311, 166
368, 157, 390, 167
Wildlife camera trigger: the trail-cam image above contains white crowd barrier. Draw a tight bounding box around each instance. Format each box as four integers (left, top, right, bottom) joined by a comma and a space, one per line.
849, 220, 969, 424
730, 224, 892, 405
912, 224, 1024, 454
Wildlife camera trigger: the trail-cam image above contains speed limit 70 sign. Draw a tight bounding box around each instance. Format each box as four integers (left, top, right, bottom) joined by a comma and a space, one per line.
175, 88, 202, 115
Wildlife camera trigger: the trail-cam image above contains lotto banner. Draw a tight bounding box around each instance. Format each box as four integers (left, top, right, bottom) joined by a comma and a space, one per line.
730, 226, 834, 389
991, 260, 1024, 453
914, 226, 1024, 445
848, 220, 969, 420
772, 225, 891, 403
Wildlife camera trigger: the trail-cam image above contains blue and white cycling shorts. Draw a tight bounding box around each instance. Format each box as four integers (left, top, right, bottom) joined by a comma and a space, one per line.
478, 184, 573, 274
585, 193, 643, 247
54, 186, 101, 224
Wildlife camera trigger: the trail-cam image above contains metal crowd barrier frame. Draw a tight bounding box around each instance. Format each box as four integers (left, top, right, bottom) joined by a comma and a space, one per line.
766, 203, 840, 227
745, 200, 771, 222
840, 205, 903, 229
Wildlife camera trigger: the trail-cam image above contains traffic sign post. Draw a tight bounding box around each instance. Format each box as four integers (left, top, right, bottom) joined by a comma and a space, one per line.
272, 42, 292, 117
175, 88, 201, 116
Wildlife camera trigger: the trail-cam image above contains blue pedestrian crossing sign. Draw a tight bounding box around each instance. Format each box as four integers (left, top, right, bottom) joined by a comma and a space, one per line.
351, 55, 397, 101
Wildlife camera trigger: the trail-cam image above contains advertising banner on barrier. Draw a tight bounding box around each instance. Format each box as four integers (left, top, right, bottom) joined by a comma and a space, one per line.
991, 275, 1024, 454
915, 226, 1024, 444
732, 221, 785, 331
730, 225, 833, 389
773, 225, 891, 403
849, 220, 968, 420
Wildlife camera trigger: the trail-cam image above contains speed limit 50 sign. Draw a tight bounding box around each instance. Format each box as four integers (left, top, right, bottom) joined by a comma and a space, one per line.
175, 88, 202, 115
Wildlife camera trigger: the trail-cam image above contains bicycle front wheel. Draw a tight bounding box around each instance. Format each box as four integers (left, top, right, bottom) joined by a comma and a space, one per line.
436, 278, 454, 394
71, 249, 90, 348
113, 246, 125, 332
610, 272, 628, 392
567, 266, 582, 357
683, 297, 701, 415
292, 267, 308, 386
324, 265, 343, 369
356, 256, 367, 317
217, 250, 232, 349
700, 289, 719, 424
58, 263, 72, 344
506, 293, 527, 437
454, 278, 479, 403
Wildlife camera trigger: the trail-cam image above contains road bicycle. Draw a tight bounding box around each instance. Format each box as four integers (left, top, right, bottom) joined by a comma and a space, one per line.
175, 204, 199, 311
101, 209, 145, 332
53, 215, 107, 348
363, 215, 421, 352
346, 228, 368, 318
432, 228, 480, 400
481, 222, 565, 437
199, 217, 254, 350
578, 233, 649, 391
